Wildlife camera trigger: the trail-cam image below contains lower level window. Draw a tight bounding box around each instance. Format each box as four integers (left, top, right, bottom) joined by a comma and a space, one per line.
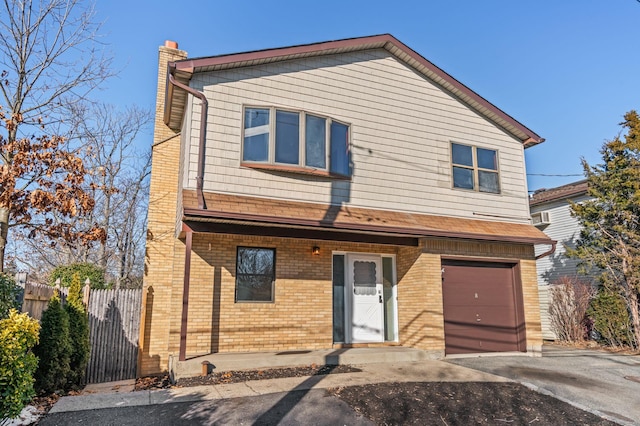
235, 247, 275, 302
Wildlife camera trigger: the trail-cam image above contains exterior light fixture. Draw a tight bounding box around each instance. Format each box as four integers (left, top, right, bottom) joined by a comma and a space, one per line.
312, 246, 320, 256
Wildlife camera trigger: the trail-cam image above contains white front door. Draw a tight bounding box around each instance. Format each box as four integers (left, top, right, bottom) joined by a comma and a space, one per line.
348, 254, 384, 343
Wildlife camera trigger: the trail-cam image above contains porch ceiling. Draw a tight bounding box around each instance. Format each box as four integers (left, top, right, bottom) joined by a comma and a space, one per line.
182, 190, 552, 246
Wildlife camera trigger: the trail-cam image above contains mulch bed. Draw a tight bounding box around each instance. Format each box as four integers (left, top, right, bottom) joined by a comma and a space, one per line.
329, 382, 617, 426
134, 364, 361, 390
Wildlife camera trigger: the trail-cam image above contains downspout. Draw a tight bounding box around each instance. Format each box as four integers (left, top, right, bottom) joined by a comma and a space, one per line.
167, 66, 208, 210
179, 226, 193, 361
535, 241, 557, 260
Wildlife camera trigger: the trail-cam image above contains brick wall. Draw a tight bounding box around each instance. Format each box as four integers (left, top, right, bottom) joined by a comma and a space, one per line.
520, 259, 543, 352
139, 43, 188, 376
173, 234, 413, 357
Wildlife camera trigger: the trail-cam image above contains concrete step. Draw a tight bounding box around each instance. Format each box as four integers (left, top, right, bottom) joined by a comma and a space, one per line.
170, 347, 441, 380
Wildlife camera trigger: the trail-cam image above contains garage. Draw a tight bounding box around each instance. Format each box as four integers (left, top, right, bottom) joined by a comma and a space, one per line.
441, 259, 526, 355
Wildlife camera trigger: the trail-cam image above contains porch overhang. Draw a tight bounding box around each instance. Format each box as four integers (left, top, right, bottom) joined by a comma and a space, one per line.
181, 190, 553, 247
182, 219, 421, 247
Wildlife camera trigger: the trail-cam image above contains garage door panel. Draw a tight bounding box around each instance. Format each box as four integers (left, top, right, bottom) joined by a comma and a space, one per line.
445, 306, 516, 332
441, 261, 525, 355
444, 325, 522, 353
442, 290, 515, 306
476, 307, 517, 325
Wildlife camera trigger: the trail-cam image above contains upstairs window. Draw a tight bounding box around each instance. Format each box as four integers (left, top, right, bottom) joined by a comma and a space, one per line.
451, 142, 500, 194
243, 107, 351, 177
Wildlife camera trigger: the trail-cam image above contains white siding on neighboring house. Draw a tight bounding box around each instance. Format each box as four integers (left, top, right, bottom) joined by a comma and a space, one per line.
532, 194, 598, 340
180, 49, 531, 224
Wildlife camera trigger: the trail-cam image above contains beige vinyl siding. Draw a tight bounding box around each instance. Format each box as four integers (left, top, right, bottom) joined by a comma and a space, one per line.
532, 194, 599, 340
182, 49, 530, 222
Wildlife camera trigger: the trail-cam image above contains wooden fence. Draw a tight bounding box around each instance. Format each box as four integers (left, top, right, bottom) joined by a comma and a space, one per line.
20, 283, 142, 384
21, 282, 90, 320
21, 283, 66, 320
86, 288, 142, 384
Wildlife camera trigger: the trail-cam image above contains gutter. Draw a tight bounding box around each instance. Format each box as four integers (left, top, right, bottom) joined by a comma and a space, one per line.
535, 240, 557, 260
167, 66, 208, 210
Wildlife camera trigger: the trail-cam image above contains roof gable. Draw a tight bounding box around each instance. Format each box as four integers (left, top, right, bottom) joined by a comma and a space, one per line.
165, 34, 544, 147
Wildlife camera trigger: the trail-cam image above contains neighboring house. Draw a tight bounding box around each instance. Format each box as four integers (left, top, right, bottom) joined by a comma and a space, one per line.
140, 34, 554, 376
530, 180, 597, 340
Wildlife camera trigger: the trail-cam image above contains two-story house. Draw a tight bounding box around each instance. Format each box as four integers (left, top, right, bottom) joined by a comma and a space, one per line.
140, 35, 554, 376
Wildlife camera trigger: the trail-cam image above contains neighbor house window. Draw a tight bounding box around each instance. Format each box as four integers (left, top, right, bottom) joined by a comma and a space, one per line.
242, 106, 351, 177
451, 142, 500, 194
235, 247, 275, 302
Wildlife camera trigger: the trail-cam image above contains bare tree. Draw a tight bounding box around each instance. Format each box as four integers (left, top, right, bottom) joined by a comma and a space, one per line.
70, 103, 151, 287
0, 0, 113, 270
15, 103, 152, 287
548, 276, 596, 343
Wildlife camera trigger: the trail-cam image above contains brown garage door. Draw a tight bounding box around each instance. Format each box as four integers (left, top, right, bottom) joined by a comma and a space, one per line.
442, 260, 526, 355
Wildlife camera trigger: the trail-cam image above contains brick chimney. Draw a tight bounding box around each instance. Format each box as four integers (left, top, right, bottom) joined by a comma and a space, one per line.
139, 40, 188, 376
154, 41, 187, 143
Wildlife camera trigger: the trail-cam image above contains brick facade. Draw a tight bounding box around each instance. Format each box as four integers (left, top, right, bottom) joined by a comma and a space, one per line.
141, 230, 543, 375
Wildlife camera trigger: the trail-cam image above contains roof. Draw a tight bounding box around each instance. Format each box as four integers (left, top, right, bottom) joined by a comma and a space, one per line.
529, 180, 588, 207
165, 34, 544, 147
183, 190, 552, 245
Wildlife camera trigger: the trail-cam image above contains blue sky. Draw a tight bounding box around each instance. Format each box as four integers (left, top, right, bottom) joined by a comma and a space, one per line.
96, 0, 640, 191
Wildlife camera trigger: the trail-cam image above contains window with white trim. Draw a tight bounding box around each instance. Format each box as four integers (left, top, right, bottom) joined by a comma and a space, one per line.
451, 142, 500, 194
243, 107, 351, 177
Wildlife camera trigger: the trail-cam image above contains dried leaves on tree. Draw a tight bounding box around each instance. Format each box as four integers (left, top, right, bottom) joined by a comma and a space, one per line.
0, 130, 105, 243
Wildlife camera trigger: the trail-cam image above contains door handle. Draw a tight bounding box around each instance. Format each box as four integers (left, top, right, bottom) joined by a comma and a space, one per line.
379, 295, 382, 303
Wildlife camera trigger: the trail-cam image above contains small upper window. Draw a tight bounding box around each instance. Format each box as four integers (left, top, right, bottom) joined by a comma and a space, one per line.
235, 247, 275, 302
451, 143, 500, 194
242, 107, 351, 177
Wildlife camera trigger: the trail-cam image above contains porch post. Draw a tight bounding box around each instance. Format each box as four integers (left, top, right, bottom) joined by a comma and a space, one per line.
179, 228, 193, 361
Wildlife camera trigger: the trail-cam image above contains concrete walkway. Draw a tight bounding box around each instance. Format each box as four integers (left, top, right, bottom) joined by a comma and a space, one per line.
170, 346, 437, 379
50, 359, 507, 414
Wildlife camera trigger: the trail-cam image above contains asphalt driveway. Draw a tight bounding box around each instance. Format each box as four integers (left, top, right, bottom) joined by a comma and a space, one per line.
38, 389, 374, 426
35, 346, 635, 425
447, 345, 640, 425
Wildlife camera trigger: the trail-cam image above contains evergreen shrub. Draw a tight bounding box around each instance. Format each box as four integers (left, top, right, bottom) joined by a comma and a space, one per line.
65, 272, 90, 388
0, 309, 40, 420
33, 293, 71, 393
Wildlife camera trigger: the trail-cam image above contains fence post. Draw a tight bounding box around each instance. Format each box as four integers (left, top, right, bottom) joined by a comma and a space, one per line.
83, 281, 91, 307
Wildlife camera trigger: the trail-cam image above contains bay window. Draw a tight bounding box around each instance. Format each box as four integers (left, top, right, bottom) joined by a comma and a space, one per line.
243, 106, 351, 177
